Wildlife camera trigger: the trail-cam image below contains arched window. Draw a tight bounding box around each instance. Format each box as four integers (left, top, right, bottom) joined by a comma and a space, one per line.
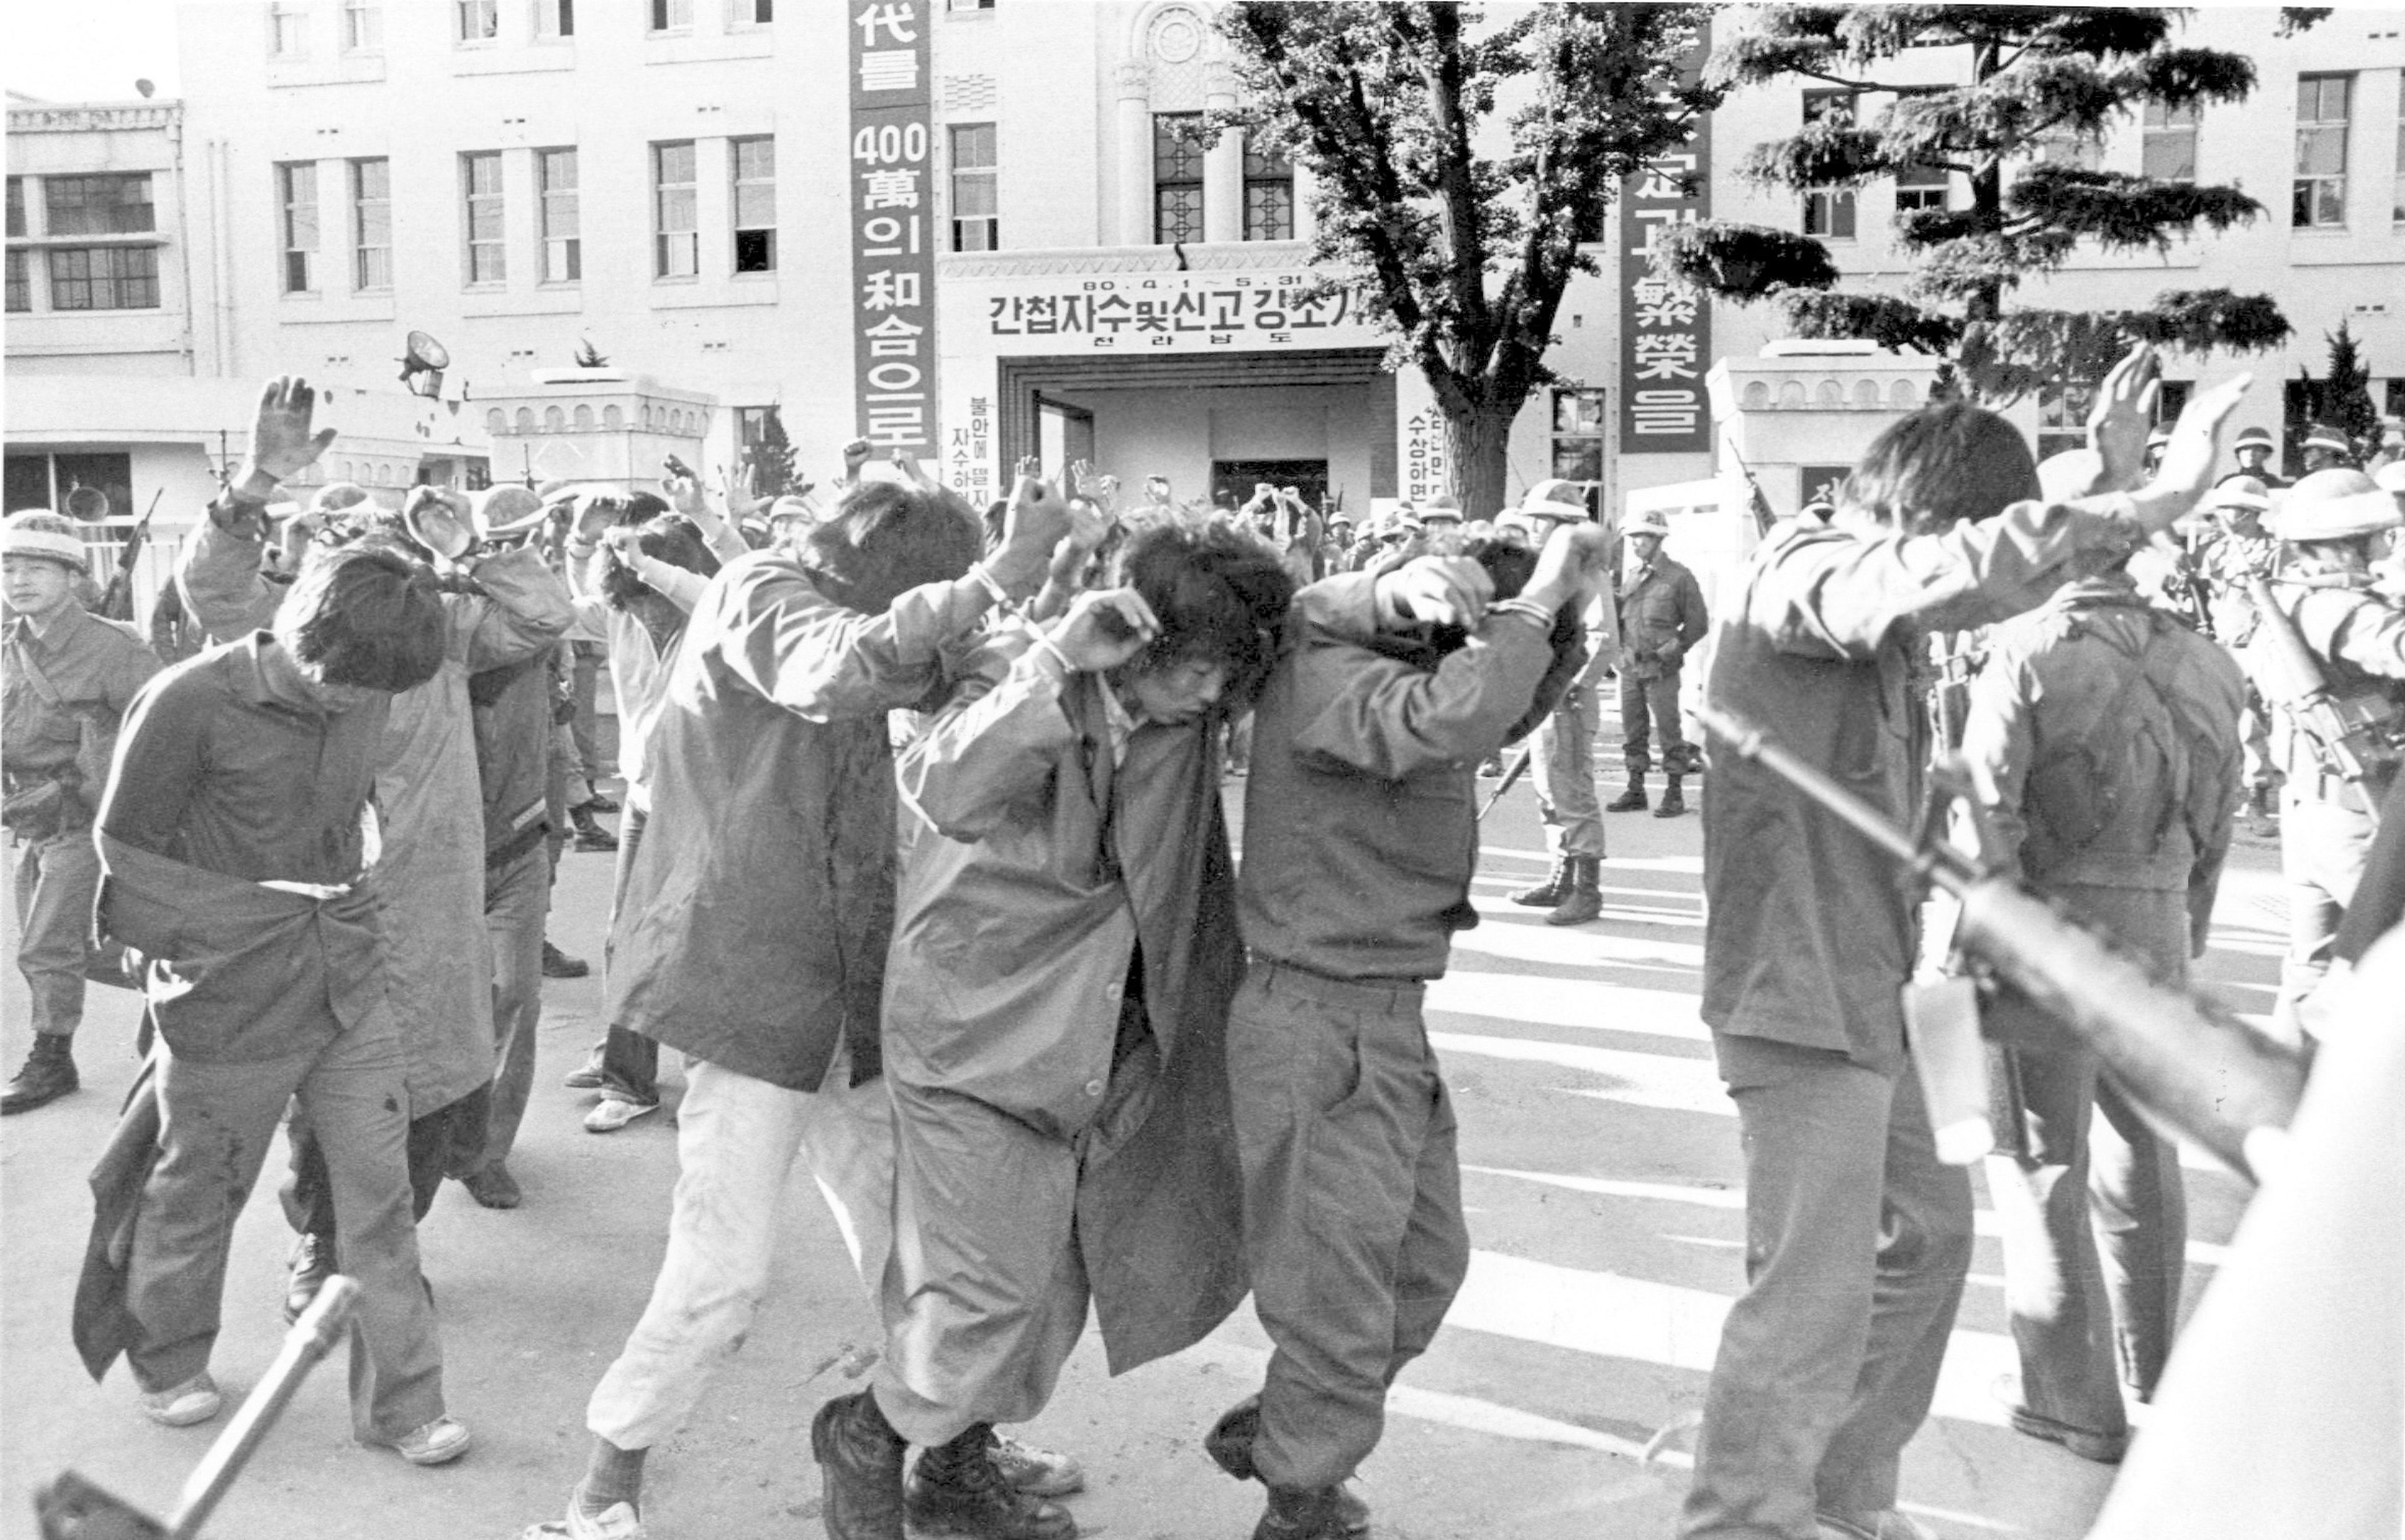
573, 405, 594, 430
544, 405, 566, 432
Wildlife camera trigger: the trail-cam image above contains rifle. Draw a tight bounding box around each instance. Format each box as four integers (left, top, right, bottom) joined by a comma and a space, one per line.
1478, 748, 1531, 819
1699, 702, 2306, 1181
2240, 574, 2398, 830
96, 489, 164, 624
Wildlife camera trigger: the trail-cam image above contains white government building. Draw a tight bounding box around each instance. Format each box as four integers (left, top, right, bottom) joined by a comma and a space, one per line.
6, 2, 2402, 615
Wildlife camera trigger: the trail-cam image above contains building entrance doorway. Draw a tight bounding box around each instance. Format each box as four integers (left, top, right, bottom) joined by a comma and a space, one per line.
1036, 395, 1095, 483
1212, 458, 1327, 510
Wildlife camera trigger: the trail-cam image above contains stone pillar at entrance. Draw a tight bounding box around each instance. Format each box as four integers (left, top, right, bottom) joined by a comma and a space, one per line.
1114, 63, 1154, 247
1703, 341, 1945, 521
1202, 63, 1243, 244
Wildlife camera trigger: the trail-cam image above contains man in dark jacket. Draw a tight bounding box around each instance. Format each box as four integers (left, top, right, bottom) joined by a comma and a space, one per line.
517, 477, 1072, 1540
1209, 524, 1608, 1540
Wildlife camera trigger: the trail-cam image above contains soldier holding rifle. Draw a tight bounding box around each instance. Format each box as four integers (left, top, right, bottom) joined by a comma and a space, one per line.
1682, 344, 2249, 1540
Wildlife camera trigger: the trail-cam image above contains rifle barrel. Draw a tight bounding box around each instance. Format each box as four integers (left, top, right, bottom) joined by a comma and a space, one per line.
1697, 703, 1967, 888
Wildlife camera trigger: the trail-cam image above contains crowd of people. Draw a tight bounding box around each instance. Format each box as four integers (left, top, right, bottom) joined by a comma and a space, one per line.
3, 341, 2402, 1540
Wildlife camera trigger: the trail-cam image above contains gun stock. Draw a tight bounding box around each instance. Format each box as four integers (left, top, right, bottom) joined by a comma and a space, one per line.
1700, 703, 2307, 1181
2241, 576, 2390, 828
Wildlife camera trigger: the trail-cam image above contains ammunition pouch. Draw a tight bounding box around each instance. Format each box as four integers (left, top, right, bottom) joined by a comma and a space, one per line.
0, 777, 70, 842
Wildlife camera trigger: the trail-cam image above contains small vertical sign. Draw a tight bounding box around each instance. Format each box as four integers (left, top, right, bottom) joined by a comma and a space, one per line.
1619, 19, 1712, 455
850, 0, 937, 457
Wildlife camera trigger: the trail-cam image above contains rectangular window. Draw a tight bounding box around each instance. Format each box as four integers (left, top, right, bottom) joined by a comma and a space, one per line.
5, 249, 29, 313
947, 0, 995, 9
1154, 112, 1204, 244
351, 158, 391, 290
1801, 90, 1858, 239
7, 176, 26, 238
535, 0, 574, 37
1550, 389, 1607, 517
47, 246, 160, 310
1243, 137, 1293, 240
278, 161, 318, 293
2142, 100, 2198, 185
2392, 115, 2404, 224
732, 137, 776, 272
45, 173, 155, 235
649, 0, 692, 30
737, 405, 777, 450
653, 142, 698, 277
734, 0, 772, 22
270, 1, 308, 55
463, 152, 506, 284
1893, 161, 1948, 214
540, 148, 581, 282
2037, 381, 2095, 462
2294, 73, 2351, 227
456, 0, 498, 41
948, 123, 997, 252
343, 0, 383, 50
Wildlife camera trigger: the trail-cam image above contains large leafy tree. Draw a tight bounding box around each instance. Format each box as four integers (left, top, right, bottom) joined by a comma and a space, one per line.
1213, 3, 1721, 515
1658, 6, 2323, 401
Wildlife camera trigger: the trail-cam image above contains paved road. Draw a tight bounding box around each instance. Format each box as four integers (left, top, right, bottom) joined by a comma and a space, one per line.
0, 761, 2285, 1540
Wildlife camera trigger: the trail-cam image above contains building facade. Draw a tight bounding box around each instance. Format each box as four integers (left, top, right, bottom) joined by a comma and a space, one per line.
16, 3, 2404, 550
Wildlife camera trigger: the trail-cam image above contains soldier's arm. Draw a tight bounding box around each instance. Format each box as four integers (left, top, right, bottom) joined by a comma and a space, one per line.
1958, 637, 2036, 877
2323, 596, 2405, 681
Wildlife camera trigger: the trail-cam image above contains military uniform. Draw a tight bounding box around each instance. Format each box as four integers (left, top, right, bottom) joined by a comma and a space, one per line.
1963, 576, 2245, 1456
3, 582, 160, 1108
1615, 548, 1709, 790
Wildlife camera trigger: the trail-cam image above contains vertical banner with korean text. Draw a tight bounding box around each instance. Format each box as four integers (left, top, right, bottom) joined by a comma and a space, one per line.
1618, 21, 1712, 455
850, 1, 937, 456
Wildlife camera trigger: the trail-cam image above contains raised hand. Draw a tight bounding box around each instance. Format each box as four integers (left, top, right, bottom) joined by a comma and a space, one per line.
989, 475, 1075, 597
2130, 372, 2254, 536
1524, 522, 1616, 612
1374, 555, 1495, 629
1048, 499, 1117, 581
718, 462, 768, 518
663, 462, 707, 518
240, 376, 340, 497
1047, 587, 1159, 673
2088, 343, 2161, 494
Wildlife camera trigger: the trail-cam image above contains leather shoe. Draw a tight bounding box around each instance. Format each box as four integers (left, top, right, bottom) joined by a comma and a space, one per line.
284, 1232, 336, 1324
810, 1391, 906, 1540
460, 1164, 522, 1209
907, 1424, 1075, 1540
988, 1432, 1084, 1497
1254, 1486, 1368, 1540
1207, 1398, 1367, 1536
2007, 1405, 2128, 1464
543, 941, 591, 979
1, 1037, 78, 1115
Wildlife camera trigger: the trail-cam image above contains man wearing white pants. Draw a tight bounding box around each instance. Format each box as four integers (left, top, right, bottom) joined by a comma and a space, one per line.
519, 473, 1072, 1540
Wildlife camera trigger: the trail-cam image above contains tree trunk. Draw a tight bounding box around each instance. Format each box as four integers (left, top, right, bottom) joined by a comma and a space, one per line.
1444, 400, 1519, 519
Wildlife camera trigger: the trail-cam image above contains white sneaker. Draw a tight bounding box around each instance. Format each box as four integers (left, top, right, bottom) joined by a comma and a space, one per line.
139, 1372, 222, 1427
521, 1499, 645, 1539
392, 1414, 472, 1466
583, 1097, 658, 1134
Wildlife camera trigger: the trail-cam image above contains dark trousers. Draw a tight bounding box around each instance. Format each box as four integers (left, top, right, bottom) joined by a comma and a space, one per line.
1682, 1034, 1975, 1539
597, 803, 659, 1103
467, 844, 548, 1173
1226, 959, 1469, 1491
1620, 663, 1689, 773
570, 643, 607, 779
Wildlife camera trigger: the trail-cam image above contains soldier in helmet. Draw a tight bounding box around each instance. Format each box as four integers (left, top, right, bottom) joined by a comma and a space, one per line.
2196, 477, 2285, 829
2252, 468, 2405, 1048
1502, 478, 1618, 925
2299, 423, 2359, 477
2, 510, 161, 1114
2225, 425, 2288, 489
1606, 505, 1710, 819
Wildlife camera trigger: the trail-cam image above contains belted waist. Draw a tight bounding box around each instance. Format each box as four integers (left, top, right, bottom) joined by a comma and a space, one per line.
1243, 954, 1427, 1016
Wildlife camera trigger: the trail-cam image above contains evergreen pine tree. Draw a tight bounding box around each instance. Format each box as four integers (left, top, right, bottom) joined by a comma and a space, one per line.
747, 408, 799, 501
2319, 319, 2379, 456
1657, 6, 2327, 400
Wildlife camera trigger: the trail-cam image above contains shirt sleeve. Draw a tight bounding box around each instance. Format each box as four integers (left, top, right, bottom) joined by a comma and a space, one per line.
450, 545, 576, 672
893, 626, 1078, 842
703, 556, 995, 723
1677, 568, 1711, 651
176, 517, 281, 644
1284, 576, 1558, 780
2323, 592, 2405, 681
95, 669, 204, 861
1752, 496, 2142, 663
1958, 635, 2038, 879
2183, 649, 2248, 954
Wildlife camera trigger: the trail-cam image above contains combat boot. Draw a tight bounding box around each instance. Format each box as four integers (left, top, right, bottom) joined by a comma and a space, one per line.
2245, 785, 2278, 835
1509, 857, 1570, 907
904, 1423, 1075, 1540
1654, 775, 1687, 818
1605, 763, 1648, 812
1204, 1397, 1369, 1536
1546, 857, 1601, 926
810, 1391, 907, 1540
0, 1035, 77, 1115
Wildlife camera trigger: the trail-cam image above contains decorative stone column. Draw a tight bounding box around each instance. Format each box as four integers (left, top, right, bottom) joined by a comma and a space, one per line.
1202, 61, 1243, 244
1114, 61, 1154, 247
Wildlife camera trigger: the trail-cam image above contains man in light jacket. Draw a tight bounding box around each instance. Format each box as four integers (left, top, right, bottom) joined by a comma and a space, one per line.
810, 517, 1295, 1540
